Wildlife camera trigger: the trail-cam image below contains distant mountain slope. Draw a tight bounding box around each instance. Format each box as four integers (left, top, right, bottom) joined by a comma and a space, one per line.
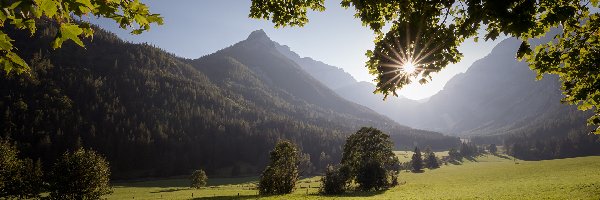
275, 43, 357, 89
391, 38, 591, 137
2, 25, 458, 179
274, 34, 590, 139
273, 37, 415, 125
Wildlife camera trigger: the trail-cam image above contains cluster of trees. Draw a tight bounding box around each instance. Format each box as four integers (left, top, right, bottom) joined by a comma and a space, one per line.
257, 127, 402, 196
0, 139, 112, 199
505, 131, 600, 160
409, 147, 440, 173
459, 142, 483, 158
441, 141, 485, 164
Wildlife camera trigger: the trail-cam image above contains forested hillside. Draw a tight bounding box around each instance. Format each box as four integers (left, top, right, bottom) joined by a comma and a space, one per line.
1, 24, 458, 179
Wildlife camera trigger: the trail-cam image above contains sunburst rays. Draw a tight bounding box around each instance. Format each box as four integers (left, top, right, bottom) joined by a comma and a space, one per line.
377, 25, 442, 89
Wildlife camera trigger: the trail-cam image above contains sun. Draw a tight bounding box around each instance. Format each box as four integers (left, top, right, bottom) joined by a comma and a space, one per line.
402, 61, 416, 73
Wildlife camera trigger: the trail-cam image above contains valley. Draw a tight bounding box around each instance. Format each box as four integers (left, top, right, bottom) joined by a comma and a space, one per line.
108, 155, 600, 200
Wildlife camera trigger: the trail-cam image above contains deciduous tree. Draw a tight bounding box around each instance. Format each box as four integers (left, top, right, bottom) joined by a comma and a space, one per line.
341, 127, 399, 191
258, 140, 299, 195
190, 169, 208, 189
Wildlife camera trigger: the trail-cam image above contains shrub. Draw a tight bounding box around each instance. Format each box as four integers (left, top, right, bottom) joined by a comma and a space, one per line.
319, 165, 349, 195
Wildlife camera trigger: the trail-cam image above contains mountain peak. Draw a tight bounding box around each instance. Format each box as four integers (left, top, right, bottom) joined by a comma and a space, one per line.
247, 29, 271, 41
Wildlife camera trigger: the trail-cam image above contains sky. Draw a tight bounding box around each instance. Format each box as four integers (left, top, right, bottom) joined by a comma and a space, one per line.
91, 0, 505, 100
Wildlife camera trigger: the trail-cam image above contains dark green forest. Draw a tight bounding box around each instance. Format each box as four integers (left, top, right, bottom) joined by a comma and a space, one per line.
1, 23, 458, 179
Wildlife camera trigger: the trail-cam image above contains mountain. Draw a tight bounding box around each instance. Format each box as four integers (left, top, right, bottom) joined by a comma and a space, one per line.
274, 34, 591, 141
274, 43, 357, 89
273, 37, 416, 124
390, 38, 592, 138
1, 24, 458, 179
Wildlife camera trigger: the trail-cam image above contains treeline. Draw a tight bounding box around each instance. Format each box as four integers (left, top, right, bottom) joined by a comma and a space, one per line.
470, 107, 600, 161
1, 22, 459, 179
505, 131, 600, 160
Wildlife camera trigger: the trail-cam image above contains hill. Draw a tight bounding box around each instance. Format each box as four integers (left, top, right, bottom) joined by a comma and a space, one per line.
1, 24, 458, 179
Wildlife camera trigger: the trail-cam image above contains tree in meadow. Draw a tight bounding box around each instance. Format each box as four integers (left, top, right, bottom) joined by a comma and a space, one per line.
424, 147, 439, 169
190, 169, 208, 189
410, 146, 423, 172
258, 140, 299, 195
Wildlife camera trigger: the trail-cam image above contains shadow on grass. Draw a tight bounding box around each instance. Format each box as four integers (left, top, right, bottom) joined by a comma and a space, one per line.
493, 153, 512, 160
150, 188, 189, 193
113, 176, 258, 188
309, 190, 386, 198
192, 194, 261, 200
463, 156, 478, 162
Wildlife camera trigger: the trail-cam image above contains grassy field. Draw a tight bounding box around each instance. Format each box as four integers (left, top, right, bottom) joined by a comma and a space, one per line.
108, 155, 600, 199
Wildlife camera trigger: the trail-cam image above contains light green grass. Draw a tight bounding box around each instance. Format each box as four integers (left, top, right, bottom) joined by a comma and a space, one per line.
108, 155, 600, 199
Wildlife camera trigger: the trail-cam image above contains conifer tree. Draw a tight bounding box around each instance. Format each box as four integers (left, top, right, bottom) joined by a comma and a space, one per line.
410, 146, 423, 172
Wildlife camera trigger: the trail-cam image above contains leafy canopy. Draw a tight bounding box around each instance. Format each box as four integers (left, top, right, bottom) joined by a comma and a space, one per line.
341, 127, 399, 191
0, 0, 162, 74
249, 0, 600, 134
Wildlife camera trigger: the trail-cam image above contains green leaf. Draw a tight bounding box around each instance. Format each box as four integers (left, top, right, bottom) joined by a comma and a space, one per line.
6, 52, 28, 69
9, 1, 22, 9
76, 0, 94, 9
2, 58, 14, 74
36, 0, 59, 18
0, 32, 14, 50
134, 14, 149, 26
53, 23, 85, 48
24, 19, 36, 34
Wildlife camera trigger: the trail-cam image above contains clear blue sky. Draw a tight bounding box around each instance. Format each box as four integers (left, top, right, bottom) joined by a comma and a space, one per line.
92, 0, 504, 100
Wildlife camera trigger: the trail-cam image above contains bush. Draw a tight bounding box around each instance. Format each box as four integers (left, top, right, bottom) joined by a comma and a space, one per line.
190, 169, 208, 189
258, 140, 299, 195
319, 165, 349, 195
48, 149, 112, 200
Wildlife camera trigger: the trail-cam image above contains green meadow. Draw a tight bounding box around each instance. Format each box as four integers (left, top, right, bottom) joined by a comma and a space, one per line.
108, 155, 600, 200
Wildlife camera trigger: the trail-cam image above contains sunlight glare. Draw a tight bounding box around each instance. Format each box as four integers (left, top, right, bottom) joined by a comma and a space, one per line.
403, 61, 416, 73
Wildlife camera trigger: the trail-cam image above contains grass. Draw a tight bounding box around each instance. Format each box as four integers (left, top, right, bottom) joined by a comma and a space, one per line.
108, 155, 600, 199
